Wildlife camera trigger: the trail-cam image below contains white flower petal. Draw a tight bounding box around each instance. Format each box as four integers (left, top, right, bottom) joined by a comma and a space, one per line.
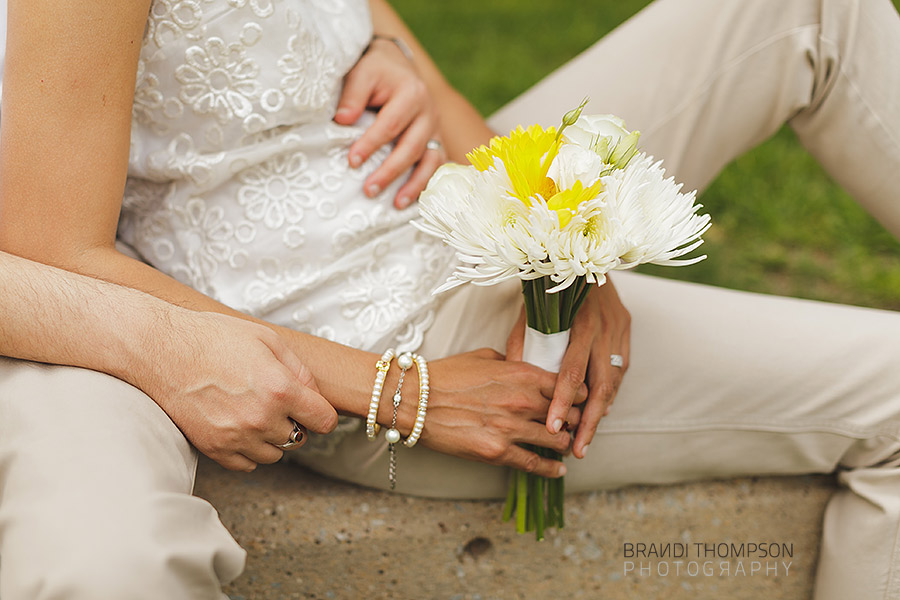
416, 114, 710, 296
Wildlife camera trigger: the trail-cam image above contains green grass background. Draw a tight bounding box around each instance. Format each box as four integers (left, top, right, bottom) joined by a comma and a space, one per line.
392, 0, 900, 311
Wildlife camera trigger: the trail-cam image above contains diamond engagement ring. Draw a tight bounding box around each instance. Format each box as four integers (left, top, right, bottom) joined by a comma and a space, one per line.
425, 139, 443, 152
610, 354, 624, 368
276, 420, 307, 450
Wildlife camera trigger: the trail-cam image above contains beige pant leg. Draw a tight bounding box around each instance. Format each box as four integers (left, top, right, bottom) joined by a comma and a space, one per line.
490, 0, 900, 237
297, 271, 900, 598
0, 358, 245, 600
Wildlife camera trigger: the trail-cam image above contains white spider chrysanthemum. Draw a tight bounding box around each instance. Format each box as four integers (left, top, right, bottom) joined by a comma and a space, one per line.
415, 111, 710, 295
545, 196, 626, 292
605, 153, 711, 269
414, 164, 536, 292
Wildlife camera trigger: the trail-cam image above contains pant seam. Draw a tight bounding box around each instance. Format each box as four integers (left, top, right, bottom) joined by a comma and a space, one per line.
837, 68, 900, 162
887, 504, 900, 599
644, 24, 819, 140
599, 419, 900, 441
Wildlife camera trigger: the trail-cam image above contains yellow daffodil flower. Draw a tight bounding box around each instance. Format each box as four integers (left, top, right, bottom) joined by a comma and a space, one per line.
466, 124, 561, 206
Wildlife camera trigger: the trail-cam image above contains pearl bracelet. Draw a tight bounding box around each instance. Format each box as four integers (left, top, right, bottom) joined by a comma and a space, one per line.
366, 348, 394, 440
403, 354, 429, 448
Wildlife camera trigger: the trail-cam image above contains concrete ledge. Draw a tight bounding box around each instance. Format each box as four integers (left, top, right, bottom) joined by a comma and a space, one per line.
194, 457, 836, 599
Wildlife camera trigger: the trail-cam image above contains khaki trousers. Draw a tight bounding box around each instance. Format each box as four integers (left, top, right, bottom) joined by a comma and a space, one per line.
2, 0, 899, 598
0, 359, 246, 600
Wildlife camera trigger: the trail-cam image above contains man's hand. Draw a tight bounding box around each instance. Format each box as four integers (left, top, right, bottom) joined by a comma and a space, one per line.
139, 311, 339, 472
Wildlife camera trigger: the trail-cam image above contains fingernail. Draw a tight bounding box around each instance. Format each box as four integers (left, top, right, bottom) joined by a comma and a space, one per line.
604, 406, 611, 416
366, 183, 381, 197
558, 464, 567, 477
349, 154, 362, 168
397, 196, 411, 209
552, 418, 563, 433
581, 444, 590, 457
335, 107, 353, 119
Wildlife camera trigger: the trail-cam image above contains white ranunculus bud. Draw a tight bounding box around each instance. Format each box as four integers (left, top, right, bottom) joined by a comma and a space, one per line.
561, 114, 630, 155
608, 130, 641, 169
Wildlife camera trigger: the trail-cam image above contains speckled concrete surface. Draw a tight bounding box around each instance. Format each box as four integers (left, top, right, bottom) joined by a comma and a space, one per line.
194, 457, 836, 600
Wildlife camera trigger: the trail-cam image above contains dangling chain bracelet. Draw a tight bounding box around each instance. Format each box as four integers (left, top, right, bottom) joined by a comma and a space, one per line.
368, 349, 430, 490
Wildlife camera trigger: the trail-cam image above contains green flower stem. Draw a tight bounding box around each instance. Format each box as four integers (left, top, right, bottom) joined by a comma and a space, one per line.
502, 471, 516, 522
511, 275, 594, 539
549, 469, 560, 528
557, 476, 565, 528
522, 280, 538, 331
534, 474, 545, 541
546, 283, 560, 332
516, 470, 528, 533
525, 476, 535, 532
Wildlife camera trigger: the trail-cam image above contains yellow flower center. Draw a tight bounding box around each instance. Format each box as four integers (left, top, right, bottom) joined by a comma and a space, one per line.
467, 125, 561, 206
547, 180, 604, 228
466, 123, 604, 228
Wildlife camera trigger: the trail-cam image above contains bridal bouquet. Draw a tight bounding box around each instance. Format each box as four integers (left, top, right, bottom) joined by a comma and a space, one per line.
414, 100, 710, 540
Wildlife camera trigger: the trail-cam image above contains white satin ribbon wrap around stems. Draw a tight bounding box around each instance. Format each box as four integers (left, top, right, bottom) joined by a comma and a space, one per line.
521, 327, 571, 373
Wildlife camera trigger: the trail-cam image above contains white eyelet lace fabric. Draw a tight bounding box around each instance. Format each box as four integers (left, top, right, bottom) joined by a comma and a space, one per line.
118, 0, 457, 455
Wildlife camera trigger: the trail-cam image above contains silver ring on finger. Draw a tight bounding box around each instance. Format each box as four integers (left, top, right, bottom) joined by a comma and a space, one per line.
425, 138, 443, 152
610, 354, 624, 368
276, 419, 307, 450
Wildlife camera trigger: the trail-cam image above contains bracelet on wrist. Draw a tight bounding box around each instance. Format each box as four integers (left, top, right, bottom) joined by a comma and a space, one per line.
367, 348, 394, 440
366, 33, 414, 62
403, 353, 429, 448
368, 347, 430, 490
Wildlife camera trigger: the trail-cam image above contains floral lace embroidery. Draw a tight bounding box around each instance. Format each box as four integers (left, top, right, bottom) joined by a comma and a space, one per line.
175, 37, 262, 123
147, 0, 206, 47
120, 0, 458, 456
237, 151, 317, 229
278, 30, 339, 113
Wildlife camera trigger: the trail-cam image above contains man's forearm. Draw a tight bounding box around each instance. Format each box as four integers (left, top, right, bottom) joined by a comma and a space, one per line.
0, 248, 402, 431
0, 250, 165, 385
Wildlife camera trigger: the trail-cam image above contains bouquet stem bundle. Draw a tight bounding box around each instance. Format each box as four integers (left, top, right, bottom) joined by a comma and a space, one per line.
502, 274, 591, 540
523, 275, 591, 335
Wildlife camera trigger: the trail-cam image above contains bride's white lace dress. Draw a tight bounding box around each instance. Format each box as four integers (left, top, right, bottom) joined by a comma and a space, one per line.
119, 0, 456, 357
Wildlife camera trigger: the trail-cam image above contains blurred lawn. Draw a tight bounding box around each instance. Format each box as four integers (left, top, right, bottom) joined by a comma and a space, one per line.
393, 0, 900, 310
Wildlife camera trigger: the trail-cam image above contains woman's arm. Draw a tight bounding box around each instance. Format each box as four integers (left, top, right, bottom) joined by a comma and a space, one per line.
334, 0, 498, 207
353, 0, 496, 163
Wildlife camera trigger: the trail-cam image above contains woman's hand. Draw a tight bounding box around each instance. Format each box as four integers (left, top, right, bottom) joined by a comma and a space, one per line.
137, 311, 339, 473
415, 349, 586, 478
335, 36, 445, 209
507, 278, 631, 459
